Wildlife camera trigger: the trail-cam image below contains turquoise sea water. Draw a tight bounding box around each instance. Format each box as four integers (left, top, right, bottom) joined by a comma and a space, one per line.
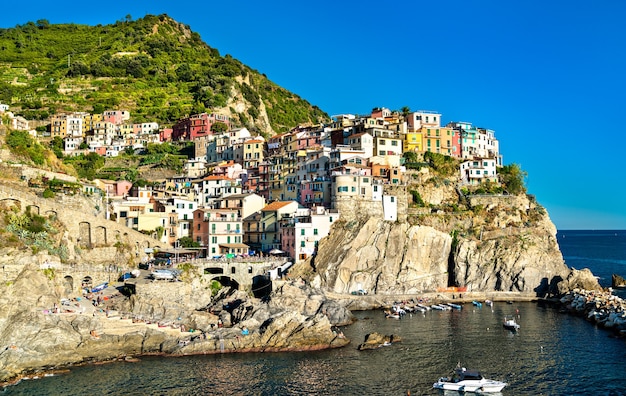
4, 230, 626, 395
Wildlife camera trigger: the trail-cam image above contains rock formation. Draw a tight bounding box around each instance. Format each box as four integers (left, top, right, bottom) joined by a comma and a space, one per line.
357, 332, 401, 351
559, 289, 626, 335
306, 182, 600, 297
0, 262, 352, 384
612, 274, 626, 289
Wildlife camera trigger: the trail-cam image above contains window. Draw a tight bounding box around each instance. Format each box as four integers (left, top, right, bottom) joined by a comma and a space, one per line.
212, 236, 217, 243
351, 186, 356, 192
380, 139, 386, 145
314, 229, 318, 235
301, 241, 305, 247
391, 197, 395, 202
301, 229, 305, 236
391, 140, 398, 146
363, 177, 369, 183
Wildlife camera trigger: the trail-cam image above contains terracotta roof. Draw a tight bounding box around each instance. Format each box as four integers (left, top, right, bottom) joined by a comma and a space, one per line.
262, 201, 296, 211
203, 175, 233, 181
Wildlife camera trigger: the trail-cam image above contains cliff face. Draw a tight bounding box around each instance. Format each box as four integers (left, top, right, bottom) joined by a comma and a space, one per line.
311, 219, 451, 294
308, 174, 597, 296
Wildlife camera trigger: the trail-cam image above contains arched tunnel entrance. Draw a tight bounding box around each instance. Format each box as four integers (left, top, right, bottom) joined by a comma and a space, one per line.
252, 275, 272, 299
211, 276, 240, 290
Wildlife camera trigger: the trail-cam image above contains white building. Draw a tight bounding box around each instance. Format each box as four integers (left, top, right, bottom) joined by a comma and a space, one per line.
291, 206, 340, 263
460, 158, 498, 185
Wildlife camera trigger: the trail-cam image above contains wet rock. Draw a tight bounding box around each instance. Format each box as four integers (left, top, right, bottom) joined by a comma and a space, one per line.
612, 274, 626, 289
357, 332, 401, 351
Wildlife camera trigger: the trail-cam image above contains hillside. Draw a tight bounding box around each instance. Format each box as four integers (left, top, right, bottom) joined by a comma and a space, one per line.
0, 14, 329, 135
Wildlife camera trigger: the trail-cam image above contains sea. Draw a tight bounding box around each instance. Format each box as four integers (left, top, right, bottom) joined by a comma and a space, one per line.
4, 230, 626, 396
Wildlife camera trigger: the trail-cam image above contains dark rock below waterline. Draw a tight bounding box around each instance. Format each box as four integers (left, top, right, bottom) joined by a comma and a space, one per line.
357, 332, 401, 350
612, 274, 626, 288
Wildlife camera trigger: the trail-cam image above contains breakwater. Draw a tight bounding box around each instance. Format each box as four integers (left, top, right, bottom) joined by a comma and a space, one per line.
559, 288, 626, 336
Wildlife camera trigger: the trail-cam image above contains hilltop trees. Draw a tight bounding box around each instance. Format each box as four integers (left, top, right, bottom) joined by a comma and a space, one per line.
0, 14, 329, 133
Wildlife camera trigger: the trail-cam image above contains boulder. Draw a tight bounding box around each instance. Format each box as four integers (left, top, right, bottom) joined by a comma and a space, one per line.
557, 268, 602, 295
612, 274, 626, 289
357, 332, 402, 351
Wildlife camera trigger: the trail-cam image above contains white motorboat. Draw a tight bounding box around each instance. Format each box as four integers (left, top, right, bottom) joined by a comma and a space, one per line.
503, 316, 520, 331
433, 367, 507, 393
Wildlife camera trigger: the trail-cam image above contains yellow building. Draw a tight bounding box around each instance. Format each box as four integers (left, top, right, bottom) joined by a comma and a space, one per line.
421, 126, 457, 156
404, 130, 423, 154
243, 138, 265, 169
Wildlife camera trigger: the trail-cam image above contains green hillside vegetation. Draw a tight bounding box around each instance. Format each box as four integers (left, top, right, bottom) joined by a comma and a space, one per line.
0, 14, 328, 134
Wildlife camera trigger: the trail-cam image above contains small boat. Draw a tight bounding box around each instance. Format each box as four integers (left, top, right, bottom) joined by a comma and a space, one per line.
447, 303, 462, 310
431, 304, 450, 311
485, 299, 493, 307
417, 303, 431, 311
91, 282, 108, 293
472, 301, 482, 308
503, 316, 520, 331
433, 366, 507, 393
385, 313, 401, 319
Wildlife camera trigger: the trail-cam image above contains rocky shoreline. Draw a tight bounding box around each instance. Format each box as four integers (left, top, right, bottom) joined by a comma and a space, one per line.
0, 258, 610, 388
557, 288, 626, 337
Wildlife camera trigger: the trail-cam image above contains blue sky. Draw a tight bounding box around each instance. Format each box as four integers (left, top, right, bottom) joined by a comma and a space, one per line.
3, 1, 625, 230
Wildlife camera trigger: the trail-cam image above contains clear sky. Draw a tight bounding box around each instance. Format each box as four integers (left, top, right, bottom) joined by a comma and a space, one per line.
3, 1, 625, 230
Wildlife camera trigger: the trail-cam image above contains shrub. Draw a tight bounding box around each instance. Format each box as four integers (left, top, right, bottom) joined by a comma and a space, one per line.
42, 188, 55, 198
410, 190, 425, 207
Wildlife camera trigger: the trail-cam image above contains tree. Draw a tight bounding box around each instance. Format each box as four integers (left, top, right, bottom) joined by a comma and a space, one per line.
211, 121, 228, 133
499, 163, 527, 195
178, 236, 200, 248
36, 19, 50, 29
403, 151, 419, 163
50, 136, 64, 158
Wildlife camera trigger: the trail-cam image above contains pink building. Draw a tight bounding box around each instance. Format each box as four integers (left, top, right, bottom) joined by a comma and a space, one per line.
172, 113, 230, 141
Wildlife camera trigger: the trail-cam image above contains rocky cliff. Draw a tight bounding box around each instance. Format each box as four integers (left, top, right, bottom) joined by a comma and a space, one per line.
304, 169, 600, 297
0, 260, 352, 384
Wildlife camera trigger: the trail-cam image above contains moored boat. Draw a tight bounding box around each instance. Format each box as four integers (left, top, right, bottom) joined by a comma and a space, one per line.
472, 301, 483, 308
447, 303, 462, 310
433, 366, 507, 393
503, 316, 520, 331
